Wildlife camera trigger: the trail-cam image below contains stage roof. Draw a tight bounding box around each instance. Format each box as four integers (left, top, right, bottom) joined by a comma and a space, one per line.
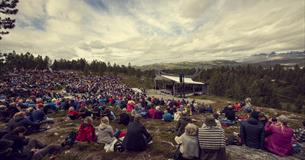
155, 75, 204, 85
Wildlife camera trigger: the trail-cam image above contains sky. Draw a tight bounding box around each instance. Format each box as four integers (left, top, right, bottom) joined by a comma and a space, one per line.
0, 0, 304, 66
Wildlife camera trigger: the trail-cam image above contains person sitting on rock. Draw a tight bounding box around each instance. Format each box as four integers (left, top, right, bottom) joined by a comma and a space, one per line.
239, 112, 265, 149
174, 123, 199, 160
264, 115, 293, 156
199, 115, 227, 160
123, 114, 152, 152
76, 117, 97, 143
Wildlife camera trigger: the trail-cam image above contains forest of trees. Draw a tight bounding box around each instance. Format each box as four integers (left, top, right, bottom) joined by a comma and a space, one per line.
163, 65, 305, 113
0, 51, 155, 78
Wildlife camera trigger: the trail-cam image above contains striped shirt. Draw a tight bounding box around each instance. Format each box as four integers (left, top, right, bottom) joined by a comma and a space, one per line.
198, 126, 225, 150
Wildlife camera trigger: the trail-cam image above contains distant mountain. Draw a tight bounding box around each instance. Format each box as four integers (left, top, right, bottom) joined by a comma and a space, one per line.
136, 60, 240, 70
240, 50, 305, 64
136, 50, 305, 71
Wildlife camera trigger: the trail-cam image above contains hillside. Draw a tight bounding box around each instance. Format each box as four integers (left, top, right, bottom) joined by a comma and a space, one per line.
1, 92, 303, 160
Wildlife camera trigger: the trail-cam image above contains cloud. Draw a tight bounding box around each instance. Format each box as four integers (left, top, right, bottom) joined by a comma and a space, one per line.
0, 0, 304, 65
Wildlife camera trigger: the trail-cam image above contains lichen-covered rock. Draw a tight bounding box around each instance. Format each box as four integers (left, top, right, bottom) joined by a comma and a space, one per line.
227, 145, 302, 160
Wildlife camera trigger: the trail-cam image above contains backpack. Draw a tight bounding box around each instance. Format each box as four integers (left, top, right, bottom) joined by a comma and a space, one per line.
114, 140, 125, 152
65, 131, 77, 147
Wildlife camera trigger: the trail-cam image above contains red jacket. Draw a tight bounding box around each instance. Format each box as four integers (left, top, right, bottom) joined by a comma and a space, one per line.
148, 108, 156, 119
68, 111, 79, 117
76, 123, 97, 142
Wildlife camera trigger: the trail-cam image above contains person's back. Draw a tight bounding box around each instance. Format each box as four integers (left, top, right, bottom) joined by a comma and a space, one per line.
175, 123, 199, 160
148, 108, 156, 119
163, 112, 173, 122
240, 117, 264, 149
154, 110, 163, 119
198, 115, 227, 160
265, 115, 293, 156
224, 107, 235, 121
123, 116, 151, 151
7, 115, 38, 133
32, 109, 46, 123
96, 117, 115, 144
176, 114, 191, 136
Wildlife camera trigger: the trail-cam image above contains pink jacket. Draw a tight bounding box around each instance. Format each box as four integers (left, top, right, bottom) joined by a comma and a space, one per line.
264, 122, 293, 156
126, 104, 134, 112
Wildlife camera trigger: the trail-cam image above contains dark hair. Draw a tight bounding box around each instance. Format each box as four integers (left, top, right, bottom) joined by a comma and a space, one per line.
250, 111, 259, 120
213, 113, 219, 119
303, 120, 305, 127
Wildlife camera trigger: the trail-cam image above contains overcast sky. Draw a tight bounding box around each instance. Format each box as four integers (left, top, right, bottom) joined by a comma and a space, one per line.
0, 0, 304, 65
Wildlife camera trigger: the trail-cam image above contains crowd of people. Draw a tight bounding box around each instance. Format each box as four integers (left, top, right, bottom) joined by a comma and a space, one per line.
0, 70, 304, 160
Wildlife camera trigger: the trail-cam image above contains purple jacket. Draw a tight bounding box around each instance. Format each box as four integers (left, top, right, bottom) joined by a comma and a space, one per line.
264, 122, 293, 156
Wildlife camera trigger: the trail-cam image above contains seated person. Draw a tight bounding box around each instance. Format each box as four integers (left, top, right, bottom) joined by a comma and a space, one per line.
205, 105, 213, 113
265, 115, 293, 156
123, 114, 152, 152
202, 113, 222, 128
163, 110, 173, 122
7, 112, 41, 134
31, 105, 47, 123
96, 117, 116, 152
154, 106, 163, 119
221, 104, 236, 122
199, 115, 227, 160
239, 112, 264, 149
76, 117, 97, 143
175, 112, 191, 136
67, 107, 79, 120
174, 111, 182, 122
6, 103, 20, 120
148, 106, 156, 119
174, 123, 199, 160
233, 102, 241, 111
2, 126, 62, 160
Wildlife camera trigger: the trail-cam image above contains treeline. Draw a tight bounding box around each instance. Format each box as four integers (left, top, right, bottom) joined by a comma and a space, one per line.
164, 65, 305, 113
0, 51, 155, 78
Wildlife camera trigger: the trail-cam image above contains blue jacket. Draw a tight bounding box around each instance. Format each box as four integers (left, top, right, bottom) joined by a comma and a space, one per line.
163, 112, 173, 122
32, 109, 46, 122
